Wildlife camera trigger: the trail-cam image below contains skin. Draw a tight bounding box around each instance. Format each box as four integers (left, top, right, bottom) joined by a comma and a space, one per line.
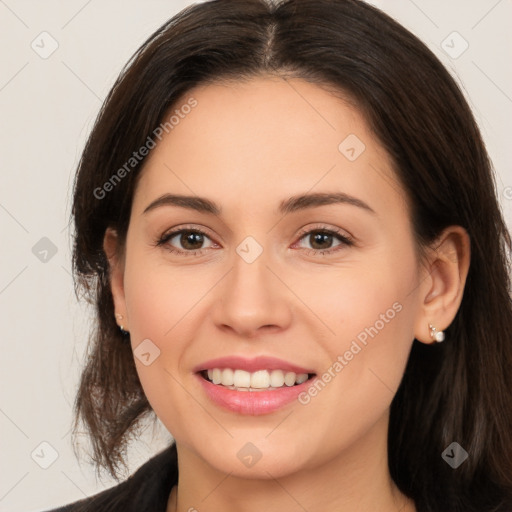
104, 76, 470, 512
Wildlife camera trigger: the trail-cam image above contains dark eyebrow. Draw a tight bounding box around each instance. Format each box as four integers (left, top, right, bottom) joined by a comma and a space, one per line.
142, 192, 376, 216
143, 194, 221, 216
279, 192, 376, 216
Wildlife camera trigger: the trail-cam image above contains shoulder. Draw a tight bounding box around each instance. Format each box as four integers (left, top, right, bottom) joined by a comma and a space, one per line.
41, 443, 178, 512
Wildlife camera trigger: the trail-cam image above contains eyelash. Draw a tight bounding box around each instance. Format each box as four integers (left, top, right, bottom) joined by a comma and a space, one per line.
155, 224, 354, 257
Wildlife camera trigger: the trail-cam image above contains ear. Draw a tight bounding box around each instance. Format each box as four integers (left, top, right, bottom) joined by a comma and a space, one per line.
414, 226, 470, 344
103, 227, 129, 331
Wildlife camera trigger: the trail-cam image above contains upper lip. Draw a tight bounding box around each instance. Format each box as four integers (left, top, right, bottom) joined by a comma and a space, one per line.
193, 356, 316, 375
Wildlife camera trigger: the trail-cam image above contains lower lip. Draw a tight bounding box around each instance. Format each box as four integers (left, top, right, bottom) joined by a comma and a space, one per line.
196, 374, 314, 415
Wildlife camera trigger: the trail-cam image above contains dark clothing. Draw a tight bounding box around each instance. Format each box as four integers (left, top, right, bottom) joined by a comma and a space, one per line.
44, 443, 177, 512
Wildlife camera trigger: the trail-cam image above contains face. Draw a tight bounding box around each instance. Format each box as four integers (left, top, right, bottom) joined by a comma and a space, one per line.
110, 76, 426, 479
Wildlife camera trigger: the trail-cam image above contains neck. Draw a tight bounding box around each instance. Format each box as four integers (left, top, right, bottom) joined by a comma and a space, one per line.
167, 414, 416, 512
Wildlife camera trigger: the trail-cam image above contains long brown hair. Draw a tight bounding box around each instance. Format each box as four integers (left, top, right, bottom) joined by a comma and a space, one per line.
70, 1, 512, 510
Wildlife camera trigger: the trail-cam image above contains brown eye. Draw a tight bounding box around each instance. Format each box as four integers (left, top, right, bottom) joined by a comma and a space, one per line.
157, 228, 216, 255
294, 227, 354, 256
308, 231, 336, 250
179, 231, 206, 250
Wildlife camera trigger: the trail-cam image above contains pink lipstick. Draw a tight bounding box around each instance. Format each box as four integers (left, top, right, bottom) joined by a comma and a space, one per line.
194, 356, 316, 415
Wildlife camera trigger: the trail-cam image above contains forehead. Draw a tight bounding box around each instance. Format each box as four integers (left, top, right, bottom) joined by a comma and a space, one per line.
133, 76, 407, 218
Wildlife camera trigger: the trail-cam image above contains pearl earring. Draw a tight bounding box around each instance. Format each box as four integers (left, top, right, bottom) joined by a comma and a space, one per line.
429, 323, 445, 343
115, 313, 129, 334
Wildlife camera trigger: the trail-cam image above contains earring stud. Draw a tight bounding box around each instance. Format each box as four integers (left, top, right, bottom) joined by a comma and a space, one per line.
429, 323, 445, 343
115, 313, 129, 334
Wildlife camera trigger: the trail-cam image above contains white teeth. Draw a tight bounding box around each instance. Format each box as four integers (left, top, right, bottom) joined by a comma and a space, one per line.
222, 368, 234, 386
233, 369, 251, 388
269, 370, 285, 387
295, 373, 308, 384
284, 372, 296, 386
204, 368, 310, 389
251, 370, 270, 389
212, 368, 222, 385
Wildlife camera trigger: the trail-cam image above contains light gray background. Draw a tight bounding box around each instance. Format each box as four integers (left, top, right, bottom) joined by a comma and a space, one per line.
1, 1, 511, 511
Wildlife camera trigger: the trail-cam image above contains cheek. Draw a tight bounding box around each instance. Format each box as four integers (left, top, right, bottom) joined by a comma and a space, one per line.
121, 248, 217, 435
296, 248, 418, 401
292, 252, 417, 355
308, 252, 416, 427
123, 246, 208, 342
288, 268, 417, 464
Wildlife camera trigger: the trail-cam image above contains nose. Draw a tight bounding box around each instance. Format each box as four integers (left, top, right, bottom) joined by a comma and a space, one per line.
211, 249, 293, 339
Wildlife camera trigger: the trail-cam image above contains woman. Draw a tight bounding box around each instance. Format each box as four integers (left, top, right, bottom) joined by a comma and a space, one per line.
46, 0, 512, 511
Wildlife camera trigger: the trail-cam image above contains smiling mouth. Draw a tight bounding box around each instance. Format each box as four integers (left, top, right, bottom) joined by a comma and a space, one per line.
200, 368, 316, 391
